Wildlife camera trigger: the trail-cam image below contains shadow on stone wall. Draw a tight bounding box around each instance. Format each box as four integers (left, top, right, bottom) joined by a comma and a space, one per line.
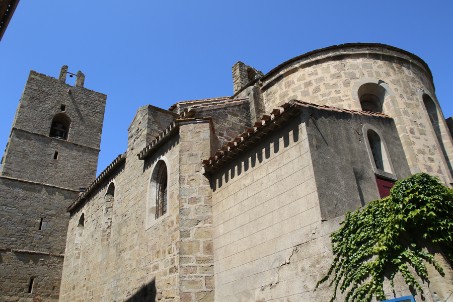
210, 118, 300, 191
125, 279, 156, 302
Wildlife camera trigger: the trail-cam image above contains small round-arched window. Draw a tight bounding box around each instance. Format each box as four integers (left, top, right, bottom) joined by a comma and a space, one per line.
49, 113, 71, 140
78, 213, 85, 227
358, 83, 386, 113
75, 213, 85, 243
367, 129, 392, 173
153, 161, 168, 219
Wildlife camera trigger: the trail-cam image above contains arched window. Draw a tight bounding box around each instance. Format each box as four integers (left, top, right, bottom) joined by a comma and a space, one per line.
365, 127, 395, 198
103, 183, 115, 242
423, 94, 453, 174
367, 129, 392, 173
154, 161, 168, 219
358, 83, 386, 113
105, 183, 115, 202
75, 213, 85, 244
78, 213, 85, 227
49, 113, 71, 140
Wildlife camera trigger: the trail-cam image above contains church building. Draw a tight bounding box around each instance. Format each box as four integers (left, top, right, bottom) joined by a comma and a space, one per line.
1, 43, 452, 301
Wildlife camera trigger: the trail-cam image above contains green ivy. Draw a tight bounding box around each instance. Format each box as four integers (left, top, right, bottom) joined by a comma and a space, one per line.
317, 173, 453, 302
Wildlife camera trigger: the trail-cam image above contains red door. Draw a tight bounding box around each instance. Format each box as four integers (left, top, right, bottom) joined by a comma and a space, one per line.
376, 176, 395, 198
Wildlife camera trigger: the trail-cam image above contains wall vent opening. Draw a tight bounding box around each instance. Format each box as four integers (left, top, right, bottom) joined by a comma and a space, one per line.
53, 151, 59, 159
38, 218, 43, 230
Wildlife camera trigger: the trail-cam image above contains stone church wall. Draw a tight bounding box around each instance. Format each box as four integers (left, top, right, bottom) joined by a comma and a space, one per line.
60, 120, 216, 301
59, 135, 181, 301
210, 117, 324, 300
3, 130, 99, 189
209, 109, 440, 301
259, 45, 453, 184
305, 109, 412, 220
0, 177, 77, 301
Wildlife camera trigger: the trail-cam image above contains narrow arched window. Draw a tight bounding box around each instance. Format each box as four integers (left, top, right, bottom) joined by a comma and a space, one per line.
49, 113, 71, 140
423, 94, 452, 174
368, 130, 384, 170
78, 213, 85, 227
424, 94, 443, 147
103, 183, 115, 241
155, 161, 168, 219
367, 129, 392, 173
366, 128, 395, 198
75, 213, 85, 244
105, 183, 115, 203
358, 83, 386, 113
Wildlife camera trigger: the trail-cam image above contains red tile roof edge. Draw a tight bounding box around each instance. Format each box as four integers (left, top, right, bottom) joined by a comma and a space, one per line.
168, 96, 233, 111
202, 100, 391, 172
137, 117, 212, 160
178, 98, 248, 119
68, 153, 126, 213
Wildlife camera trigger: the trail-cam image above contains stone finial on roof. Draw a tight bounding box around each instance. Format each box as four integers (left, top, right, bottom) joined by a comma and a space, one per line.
59, 65, 68, 83
76, 71, 85, 88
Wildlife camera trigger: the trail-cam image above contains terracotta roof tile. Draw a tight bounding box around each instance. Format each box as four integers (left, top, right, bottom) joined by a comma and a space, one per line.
202, 100, 391, 173
137, 117, 211, 160
168, 96, 233, 111
68, 153, 126, 212
177, 98, 248, 119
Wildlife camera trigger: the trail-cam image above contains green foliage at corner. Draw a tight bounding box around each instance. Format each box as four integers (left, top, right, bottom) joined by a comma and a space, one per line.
317, 173, 453, 302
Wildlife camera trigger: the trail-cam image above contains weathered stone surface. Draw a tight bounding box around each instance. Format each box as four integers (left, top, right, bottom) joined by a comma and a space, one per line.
0, 66, 105, 302
3, 44, 453, 302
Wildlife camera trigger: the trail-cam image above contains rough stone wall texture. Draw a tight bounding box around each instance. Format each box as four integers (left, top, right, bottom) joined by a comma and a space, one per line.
0, 68, 106, 302
1, 70, 106, 190
128, 105, 176, 153
191, 102, 252, 153
235, 85, 266, 123
232, 62, 263, 95
11, 70, 106, 149
2, 130, 99, 189
259, 45, 453, 184
0, 178, 77, 252
0, 177, 78, 301
210, 117, 323, 300
178, 121, 215, 302
0, 251, 64, 302
305, 109, 411, 220
60, 134, 180, 301
209, 113, 439, 301
60, 120, 216, 302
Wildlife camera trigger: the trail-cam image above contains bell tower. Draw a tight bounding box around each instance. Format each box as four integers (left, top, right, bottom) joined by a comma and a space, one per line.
1, 65, 106, 189
0, 66, 106, 301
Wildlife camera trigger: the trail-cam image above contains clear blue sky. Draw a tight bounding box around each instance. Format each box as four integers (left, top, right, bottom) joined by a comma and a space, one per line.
1, 0, 452, 173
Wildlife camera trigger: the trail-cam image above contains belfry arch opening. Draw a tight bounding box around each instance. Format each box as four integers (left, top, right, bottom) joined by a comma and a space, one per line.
49, 113, 71, 140
358, 83, 386, 113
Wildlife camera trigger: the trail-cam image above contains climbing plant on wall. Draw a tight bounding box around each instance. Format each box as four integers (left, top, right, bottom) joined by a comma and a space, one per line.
317, 173, 453, 302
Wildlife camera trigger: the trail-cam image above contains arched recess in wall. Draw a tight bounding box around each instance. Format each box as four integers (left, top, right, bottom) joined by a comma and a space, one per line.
154, 161, 168, 218
363, 125, 396, 198
49, 113, 71, 140
75, 213, 84, 243
103, 182, 115, 242
147, 159, 169, 228
357, 82, 387, 113
423, 93, 453, 175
